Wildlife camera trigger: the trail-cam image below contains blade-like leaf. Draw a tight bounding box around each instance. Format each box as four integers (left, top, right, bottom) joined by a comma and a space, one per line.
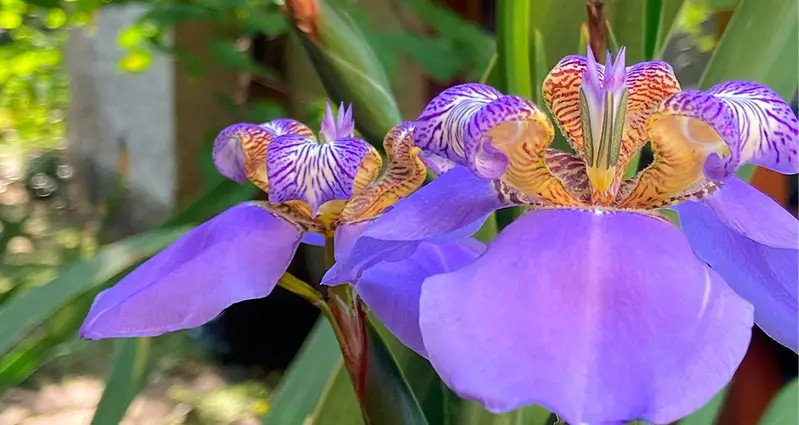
530, 0, 585, 65
680, 386, 728, 425
643, 0, 663, 60
312, 317, 432, 425
760, 379, 798, 425
289, 0, 403, 144
655, 0, 686, 56
457, 401, 551, 425
90, 338, 151, 425
0, 227, 189, 356
497, 0, 532, 99
605, 0, 645, 63
699, 0, 798, 98
262, 319, 343, 425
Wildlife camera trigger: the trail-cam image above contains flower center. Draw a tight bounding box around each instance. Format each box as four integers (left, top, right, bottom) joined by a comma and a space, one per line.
579, 47, 628, 197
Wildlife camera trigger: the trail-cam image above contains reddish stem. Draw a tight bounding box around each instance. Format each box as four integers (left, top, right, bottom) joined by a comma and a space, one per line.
586, 0, 606, 56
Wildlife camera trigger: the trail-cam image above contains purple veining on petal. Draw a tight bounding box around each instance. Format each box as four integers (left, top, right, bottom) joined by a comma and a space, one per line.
463, 94, 549, 180
420, 208, 753, 424
415, 83, 503, 166
262, 118, 315, 139
657, 81, 799, 179
80, 203, 302, 339
212, 119, 314, 184
266, 134, 374, 215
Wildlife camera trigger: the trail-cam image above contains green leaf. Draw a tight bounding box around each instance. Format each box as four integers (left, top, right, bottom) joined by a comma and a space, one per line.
359, 321, 429, 425
497, 0, 532, 99
90, 338, 151, 425
312, 318, 429, 425
760, 379, 798, 425
680, 387, 728, 425
262, 319, 343, 425
642, 0, 662, 61
655, 0, 686, 56
0, 227, 189, 356
605, 0, 645, 63
699, 0, 798, 100
530, 29, 548, 107
530, 0, 585, 65
292, 0, 402, 145
457, 401, 551, 425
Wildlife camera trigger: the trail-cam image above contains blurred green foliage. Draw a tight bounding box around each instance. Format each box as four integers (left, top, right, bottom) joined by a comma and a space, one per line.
0, 0, 796, 424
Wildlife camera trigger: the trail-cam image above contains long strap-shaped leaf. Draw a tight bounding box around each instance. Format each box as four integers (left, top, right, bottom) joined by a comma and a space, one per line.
90, 338, 151, 425
0, 227, 189, 356
262, 319, 343, 425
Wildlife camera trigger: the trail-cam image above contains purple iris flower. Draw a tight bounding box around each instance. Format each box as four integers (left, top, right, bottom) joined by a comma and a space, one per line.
332, 47, 798, 424
79, 103, 480, 340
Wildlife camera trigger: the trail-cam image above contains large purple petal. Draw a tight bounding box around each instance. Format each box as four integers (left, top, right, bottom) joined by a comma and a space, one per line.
358, 239, 485, 357
322, 166, 506, 286
80, 203, 302, 339
420, 208, 753, 424
266, 134, 378, 215
674, 179, 798, 352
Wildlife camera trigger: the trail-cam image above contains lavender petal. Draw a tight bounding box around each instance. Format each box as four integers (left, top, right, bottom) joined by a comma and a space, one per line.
420, 208, 753, 424
80, 203, 302, 339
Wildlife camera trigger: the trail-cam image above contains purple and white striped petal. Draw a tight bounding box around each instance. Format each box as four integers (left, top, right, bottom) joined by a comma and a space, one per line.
213, 120, 314, 190
622, 81, 798, 208
415, 83, 503, 166
420, 208, 753, 424
80, 203, 302, 339
415, 83, 581, 205
266, 134, 378, 216
674, 178, 798, 352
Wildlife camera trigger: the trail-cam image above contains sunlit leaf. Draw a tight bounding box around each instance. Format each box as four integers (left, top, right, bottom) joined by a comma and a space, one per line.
119, 49, 153, 72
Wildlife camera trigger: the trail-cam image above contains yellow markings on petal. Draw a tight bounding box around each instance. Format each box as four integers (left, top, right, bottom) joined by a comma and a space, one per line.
618, 114, 730, 209
341, 123, 427, 221
490, 111, 585, 207
615, 62, 681, 176
237, 122, 314, 193
353, 146, 383, 195
543, 56, 589, 154
258, 201, 326, 233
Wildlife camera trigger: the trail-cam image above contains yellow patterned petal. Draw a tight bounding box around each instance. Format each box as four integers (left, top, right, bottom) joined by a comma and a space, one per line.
543, 56, 681, 180
341, 122, 427, 221
614, 61, 682, 174
482, 101, 584, 206
618, 103, 731, 209
212, 120, 314, 193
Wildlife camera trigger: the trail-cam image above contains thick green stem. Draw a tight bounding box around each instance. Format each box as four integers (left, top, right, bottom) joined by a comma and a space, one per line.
322, 237, 372, 424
